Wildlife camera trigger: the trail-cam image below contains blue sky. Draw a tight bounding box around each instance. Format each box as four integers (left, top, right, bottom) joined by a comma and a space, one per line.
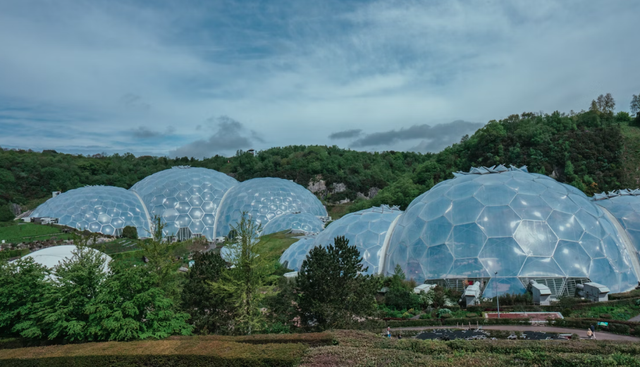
0, 0, 638, 158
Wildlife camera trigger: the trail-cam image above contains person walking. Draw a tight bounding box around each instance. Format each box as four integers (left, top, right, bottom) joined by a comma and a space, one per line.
387, 326, 391, 339
587, 328, 593, 339
590, 325, 596, 340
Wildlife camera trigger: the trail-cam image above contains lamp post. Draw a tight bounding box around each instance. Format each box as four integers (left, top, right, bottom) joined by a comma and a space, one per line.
495, 271, 500, 319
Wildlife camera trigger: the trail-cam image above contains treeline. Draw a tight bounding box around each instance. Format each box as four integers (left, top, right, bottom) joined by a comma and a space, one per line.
1, 96, 639, 213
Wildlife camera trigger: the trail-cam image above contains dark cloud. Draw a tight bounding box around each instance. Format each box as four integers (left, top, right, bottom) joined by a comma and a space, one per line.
329, 129, 363, 139
131, 126, 175, 139
350, 120, 484, 153
169, 116, 259, 158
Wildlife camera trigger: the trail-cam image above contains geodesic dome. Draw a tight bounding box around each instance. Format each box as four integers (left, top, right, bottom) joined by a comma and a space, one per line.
385, 166, 640, 295
216, 177, 327, 238
31, 186, 150, 237
286, 206, 403, 275
22, 245, 111, 272
279, 236, 317, 272
129, 167, 238, 240
261, 212, 325, 236
594, 190, 640, 264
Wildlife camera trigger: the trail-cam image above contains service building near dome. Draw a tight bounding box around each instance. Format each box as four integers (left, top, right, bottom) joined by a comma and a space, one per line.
31, 165, 640, 298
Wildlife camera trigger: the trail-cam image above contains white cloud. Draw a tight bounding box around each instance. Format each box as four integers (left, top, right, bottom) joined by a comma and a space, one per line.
0, 0, 638, 156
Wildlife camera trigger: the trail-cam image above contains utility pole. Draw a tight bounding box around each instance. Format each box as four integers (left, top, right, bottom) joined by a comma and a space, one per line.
495, 271, 500, 318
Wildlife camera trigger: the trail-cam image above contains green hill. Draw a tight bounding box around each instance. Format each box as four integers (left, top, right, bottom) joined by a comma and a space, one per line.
1, 105, 638, 217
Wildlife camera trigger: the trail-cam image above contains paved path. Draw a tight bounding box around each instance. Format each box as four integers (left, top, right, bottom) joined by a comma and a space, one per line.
390, 325, 640, 341
629, 314, 640, 322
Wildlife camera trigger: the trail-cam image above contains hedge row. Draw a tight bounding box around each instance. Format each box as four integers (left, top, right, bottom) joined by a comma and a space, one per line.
0, 340, 307, 367
359, 317, 532, 329
394, 338, 640, 355
168, 332, 335, 347
550, 318, 640, 336
302, 347, 640, 367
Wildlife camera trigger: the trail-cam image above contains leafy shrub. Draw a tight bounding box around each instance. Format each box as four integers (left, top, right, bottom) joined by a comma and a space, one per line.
121, 226, 137, 239
436, 308, 452, 318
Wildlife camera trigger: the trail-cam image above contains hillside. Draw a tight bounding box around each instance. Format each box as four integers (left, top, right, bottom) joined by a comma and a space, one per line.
1, 107, 638, 217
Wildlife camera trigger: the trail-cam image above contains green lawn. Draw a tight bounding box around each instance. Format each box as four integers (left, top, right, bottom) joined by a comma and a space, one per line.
255, 231, 300, 264
570, 303, 640, 321
0, 223, 72, 244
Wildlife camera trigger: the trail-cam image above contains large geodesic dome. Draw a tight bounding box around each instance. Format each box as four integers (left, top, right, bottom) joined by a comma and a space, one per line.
261, 212, 325, 236
310, 206, 403, 275
130, 166, 238, 239
31, 186, 150, 236
594, 190, 640, 264
385, 166, 640, 295
215, 177, 328, 238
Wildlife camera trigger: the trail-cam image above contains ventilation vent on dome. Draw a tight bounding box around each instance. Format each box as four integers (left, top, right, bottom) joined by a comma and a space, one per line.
592, 189, 640, 201
454, 165, 528, 176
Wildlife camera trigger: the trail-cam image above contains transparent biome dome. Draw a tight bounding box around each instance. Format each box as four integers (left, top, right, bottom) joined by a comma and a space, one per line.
308, 206, 403, 275
279, 236, 317, 272
21, 245, 111, 272
130, 167, 238, 240
261, 213, 324, 236
385, 166, 639, 295
594, 190, 640, 263
216, 178, 327, 238
31, 186, 150, 237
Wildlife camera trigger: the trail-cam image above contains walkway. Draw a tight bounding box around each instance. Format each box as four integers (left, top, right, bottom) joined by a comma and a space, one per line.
390, 325, 640, 341
629, 314, 640, 322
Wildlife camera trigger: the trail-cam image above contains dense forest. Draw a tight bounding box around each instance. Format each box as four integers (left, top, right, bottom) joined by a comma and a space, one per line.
1, 94, 640, 217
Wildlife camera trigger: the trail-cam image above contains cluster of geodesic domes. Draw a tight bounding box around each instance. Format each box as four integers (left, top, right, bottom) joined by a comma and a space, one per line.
32, 166, 328, 240
280, 165, 640, 296
31, 164, 640, 296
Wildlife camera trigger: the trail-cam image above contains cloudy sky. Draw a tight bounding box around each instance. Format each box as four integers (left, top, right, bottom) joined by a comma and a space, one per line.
0, 0, 638, 158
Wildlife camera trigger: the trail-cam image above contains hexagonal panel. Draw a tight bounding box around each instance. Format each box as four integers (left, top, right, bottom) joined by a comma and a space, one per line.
519, 257, 565, 277
446, 197, 484, 224
513, 220, 558, 256
477, 206, 521, 237
589, 258, 618, 292
579, 232, 606, 258
478, 237, 526, 276
448, 222, 486, 258
424, 245, 454, 278
548, 211, 584, 241
542, 190, 579, 214
505, 178, 547, 195
448, 258, 489, 277
509, 194, 552, 221
574, 209, 603, 237
419, 197, 452, 221
474, 185, 516, 206
423, 216, 452, 247
553, 240, 591, 277
445, 181, 482, 200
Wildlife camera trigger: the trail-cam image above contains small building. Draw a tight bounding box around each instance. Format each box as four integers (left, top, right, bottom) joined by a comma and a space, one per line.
464, 282, 481, 306
31, 217, 59, 225
583, 282, 610, 302
52, 191, 62, 198
530, 281, 551, 306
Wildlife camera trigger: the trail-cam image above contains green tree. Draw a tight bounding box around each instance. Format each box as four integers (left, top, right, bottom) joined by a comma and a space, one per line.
295, 236, 381, 329
121, 225, 138, 239
181, 251, 231, 334
384, 265, 420, 311
630, 94, 640, 116
19, 242, 108, 341
0, 204, 14, 222
0, 258, 51, 337
86, 261, 192, 341
138, 216, 182, 298
210, 213, 272, 334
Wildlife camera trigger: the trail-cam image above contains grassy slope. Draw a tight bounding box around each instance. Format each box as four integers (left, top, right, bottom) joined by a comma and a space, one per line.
256, 231, 300, 264
620, 123, 640, 188
0, 223, 71, 244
